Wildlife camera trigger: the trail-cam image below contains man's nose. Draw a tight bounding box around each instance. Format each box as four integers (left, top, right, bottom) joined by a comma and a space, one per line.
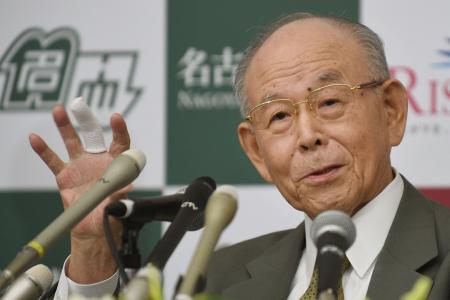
295, 108, 326, 152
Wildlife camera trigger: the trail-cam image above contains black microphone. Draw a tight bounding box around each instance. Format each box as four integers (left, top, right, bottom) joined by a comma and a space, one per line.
146, 176, 216, 270
106, 187, 204, 231
311, 210, 356, 300
106, 193, 182, 221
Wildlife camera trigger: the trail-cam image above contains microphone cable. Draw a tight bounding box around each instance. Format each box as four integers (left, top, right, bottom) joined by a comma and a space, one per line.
103, 207, 130, 284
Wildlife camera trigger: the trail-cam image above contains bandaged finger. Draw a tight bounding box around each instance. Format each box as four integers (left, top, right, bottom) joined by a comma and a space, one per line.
70, 97, 107, 153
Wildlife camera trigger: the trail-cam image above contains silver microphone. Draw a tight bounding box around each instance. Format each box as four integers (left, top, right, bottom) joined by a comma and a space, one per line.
176, 185, 238, 299
2, 264, 53, 300
0, 149, 147, 290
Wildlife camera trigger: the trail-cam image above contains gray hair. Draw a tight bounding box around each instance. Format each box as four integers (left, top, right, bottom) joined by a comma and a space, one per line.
235, 12, 390, 117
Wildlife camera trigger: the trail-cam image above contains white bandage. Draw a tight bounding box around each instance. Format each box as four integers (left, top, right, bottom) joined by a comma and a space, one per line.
70, 97, 107, 153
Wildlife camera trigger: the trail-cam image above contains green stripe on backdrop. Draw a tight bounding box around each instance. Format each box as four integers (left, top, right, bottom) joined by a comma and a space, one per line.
0, 190, 161, 269
167, 0, 359, 184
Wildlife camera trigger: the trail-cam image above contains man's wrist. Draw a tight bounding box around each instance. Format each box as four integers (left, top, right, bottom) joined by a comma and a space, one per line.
68, 237, 118, 284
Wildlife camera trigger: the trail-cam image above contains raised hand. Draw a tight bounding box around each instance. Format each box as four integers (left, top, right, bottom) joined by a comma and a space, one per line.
29, 103, 131, 283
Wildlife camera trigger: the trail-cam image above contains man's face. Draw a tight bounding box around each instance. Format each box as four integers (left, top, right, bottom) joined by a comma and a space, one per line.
238, 19, 407, 218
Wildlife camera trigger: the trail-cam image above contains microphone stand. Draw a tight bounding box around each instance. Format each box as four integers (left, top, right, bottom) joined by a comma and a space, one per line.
119, 220, 144, 278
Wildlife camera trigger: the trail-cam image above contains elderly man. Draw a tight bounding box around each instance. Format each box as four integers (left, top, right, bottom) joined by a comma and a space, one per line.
29, 12, 450, 300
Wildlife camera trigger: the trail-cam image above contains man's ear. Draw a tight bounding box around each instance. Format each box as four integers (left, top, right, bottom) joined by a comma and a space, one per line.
380, 79, 408, 146
237, 122, 273, 183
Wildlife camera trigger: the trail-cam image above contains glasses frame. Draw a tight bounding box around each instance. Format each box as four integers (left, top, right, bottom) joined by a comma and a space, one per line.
245, 80, 385, 124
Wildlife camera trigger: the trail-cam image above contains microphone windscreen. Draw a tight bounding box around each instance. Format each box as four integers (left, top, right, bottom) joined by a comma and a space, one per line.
205, 185, 238, 230
122, 149, 147, 172
195, 176, 216, 191
26, 264, 53, 292
2, 264, 53, 300
311, 210, 356, 250
185, 177, 216, 208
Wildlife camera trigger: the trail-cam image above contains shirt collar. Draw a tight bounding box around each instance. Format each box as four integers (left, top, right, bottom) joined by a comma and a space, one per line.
303, 170, 404, 279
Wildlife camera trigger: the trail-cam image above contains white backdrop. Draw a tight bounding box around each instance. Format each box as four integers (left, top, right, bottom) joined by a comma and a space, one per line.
363, 0, 450, 186
0, 0, 166, 190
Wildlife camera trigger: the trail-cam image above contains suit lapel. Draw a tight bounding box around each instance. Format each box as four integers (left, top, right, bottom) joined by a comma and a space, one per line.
367, 177, 437, 300
222, 223, 306, 300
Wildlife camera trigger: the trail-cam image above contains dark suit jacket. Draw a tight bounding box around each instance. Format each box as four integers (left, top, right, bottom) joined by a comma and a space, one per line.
205, 178, 450, 300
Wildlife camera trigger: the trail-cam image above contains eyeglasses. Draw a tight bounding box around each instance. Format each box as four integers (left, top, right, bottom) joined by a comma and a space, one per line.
245, 80, 384, 134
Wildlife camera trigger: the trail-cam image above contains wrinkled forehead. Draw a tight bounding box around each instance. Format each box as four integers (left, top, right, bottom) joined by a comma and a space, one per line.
245, 19, 369, 101
260, 69, 346, 101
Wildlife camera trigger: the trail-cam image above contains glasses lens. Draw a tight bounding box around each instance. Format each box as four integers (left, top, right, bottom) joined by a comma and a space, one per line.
248, 85, 356, 132
309, 85, 353, 120
251, 99, 295, 132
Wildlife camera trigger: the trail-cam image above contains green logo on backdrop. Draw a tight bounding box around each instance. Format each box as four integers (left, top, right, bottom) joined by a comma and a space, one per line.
0, 27, 142, 128
167, 0, 359, 185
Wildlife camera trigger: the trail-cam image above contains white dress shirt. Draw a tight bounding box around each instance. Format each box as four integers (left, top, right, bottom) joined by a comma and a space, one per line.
56, 172, 404, 300
287, 172, 404, 300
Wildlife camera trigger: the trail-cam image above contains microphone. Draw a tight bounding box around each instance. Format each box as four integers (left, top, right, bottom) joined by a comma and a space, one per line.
120, 177, 217, 300
310, 210, 356, 300
2, 264, 53, 300
145, 176, 216, 270
106, 183, 210, 231
106, 193, 183, 222
0, 149, 146, 290
120, 264, 163, 300
176, 185, 238, 299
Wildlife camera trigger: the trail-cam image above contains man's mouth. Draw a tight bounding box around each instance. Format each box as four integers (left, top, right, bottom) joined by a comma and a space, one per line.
304, 165, 343, 181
